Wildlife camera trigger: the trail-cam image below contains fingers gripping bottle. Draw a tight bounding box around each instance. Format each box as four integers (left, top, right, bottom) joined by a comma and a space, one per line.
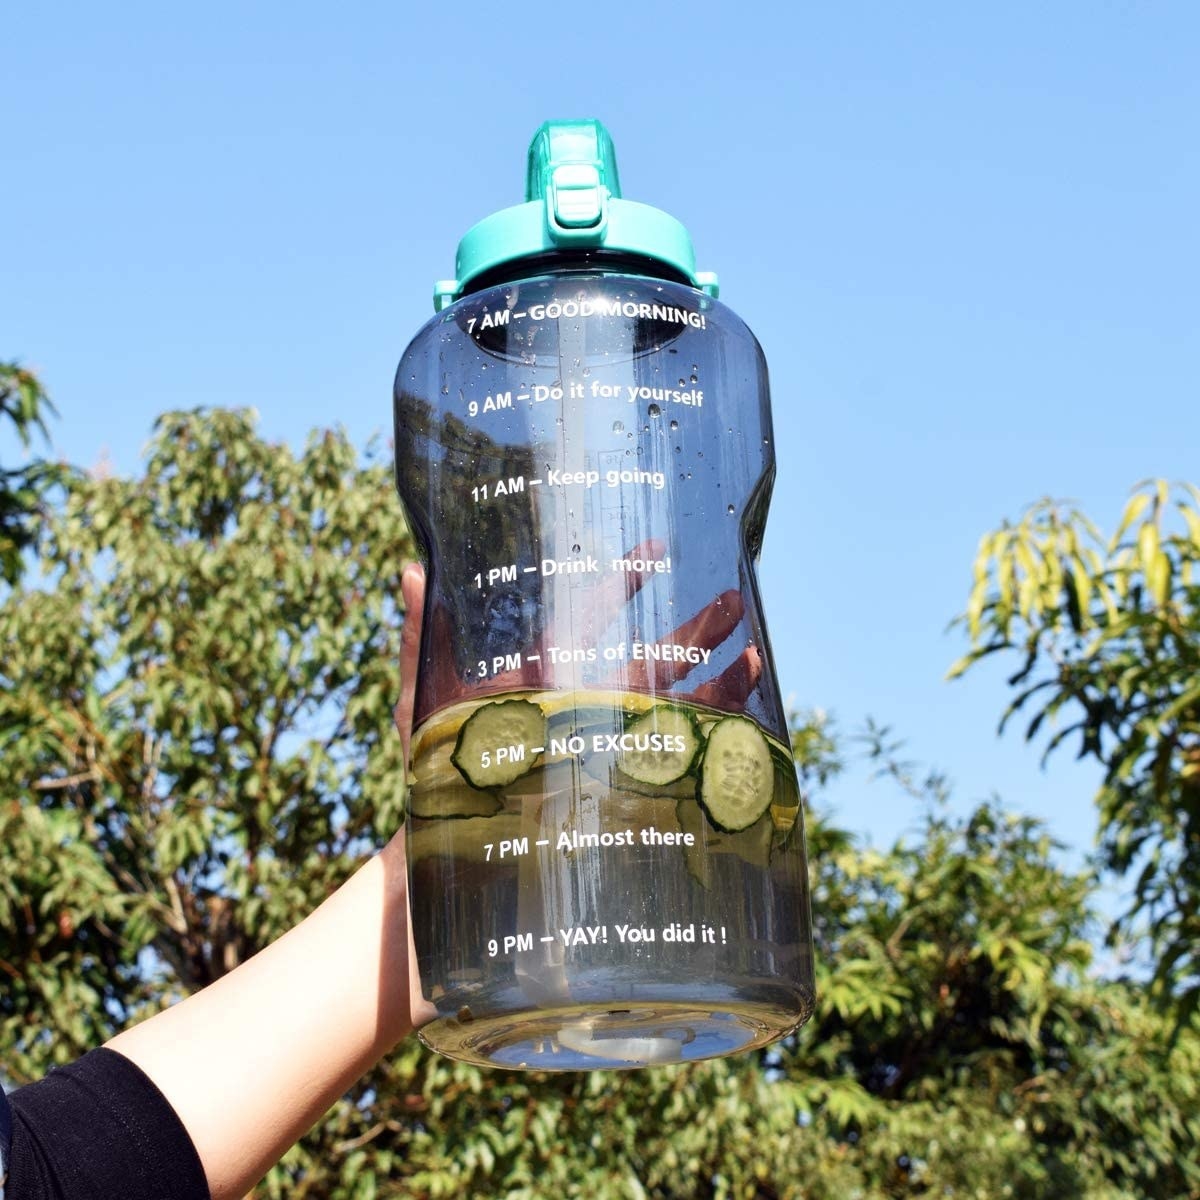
394, 120, 814, 1069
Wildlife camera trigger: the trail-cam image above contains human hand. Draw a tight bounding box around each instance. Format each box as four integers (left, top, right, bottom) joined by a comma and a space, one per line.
393, 561, 426, 764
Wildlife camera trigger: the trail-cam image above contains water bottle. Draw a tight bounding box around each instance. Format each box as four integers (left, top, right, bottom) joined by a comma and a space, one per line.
394, 120, 814, 1069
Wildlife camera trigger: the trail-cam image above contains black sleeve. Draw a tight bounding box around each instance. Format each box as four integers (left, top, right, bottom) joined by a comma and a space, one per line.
2, 1048, 209, 1200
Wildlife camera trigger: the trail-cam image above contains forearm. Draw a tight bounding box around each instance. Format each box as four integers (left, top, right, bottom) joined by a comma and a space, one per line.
107, 831, 432, 1200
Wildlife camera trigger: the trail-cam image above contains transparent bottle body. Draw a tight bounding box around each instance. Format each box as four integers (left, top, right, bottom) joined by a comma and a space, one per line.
394, 271, 814, 1069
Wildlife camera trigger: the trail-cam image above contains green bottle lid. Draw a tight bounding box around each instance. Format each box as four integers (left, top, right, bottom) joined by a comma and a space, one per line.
433, 120, 719, 311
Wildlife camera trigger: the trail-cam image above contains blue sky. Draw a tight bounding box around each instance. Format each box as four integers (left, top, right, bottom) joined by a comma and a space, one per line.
5, 3, 1198, 900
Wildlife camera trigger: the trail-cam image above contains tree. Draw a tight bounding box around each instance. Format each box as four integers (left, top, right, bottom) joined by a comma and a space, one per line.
0, 362, 66, 584
0, 408, 415, 1078
949, 480, 1200, 1023
775, 726, 1200, 1199
2, 413, 1196, 1197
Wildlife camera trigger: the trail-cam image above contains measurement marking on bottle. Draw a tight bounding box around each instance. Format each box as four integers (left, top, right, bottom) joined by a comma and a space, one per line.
474, 564, 519, 588
535, 839, 551, 847
484, 836, 531, 860
467, 310, 511, 333
529, 478, 542, 486
523, 565, 538, 573
466, 392, 513, 417
476, 653, 524, 678
473, 743, 534, 775
539, 935, 555, 944
516, 393, 531, 401
486, 934, 534, 956
471, 476, 526, 503
525, 653, 541, 662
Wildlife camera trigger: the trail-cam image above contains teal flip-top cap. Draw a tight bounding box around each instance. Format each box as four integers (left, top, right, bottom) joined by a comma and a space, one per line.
433, 120, 719, 312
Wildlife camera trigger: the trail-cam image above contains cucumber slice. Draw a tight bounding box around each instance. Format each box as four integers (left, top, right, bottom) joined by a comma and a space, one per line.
677, 797, 714, 889
451, 698, 546, 789
698, 715, 775, 832
677, 797, 774, 888
409, 783, 503, 819
615, 771, 699, 802
616, 703, 703, 786
409, 812, 521, 860
409, 737, 503, 818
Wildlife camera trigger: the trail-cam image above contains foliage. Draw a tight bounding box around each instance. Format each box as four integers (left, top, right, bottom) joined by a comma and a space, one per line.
0, 409, 415, 1075
782, 739, 1199, 1200
949, 480, 1200, 1020
252, 793, 1200, 1200
3, 415, 1197, 1197
0, 362, 69, 585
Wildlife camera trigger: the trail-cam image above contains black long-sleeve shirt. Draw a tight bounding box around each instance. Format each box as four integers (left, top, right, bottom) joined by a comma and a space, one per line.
1, 1049, 209, 1200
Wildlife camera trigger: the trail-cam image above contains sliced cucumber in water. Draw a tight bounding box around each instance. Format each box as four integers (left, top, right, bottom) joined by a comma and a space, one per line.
409, 785, 503, 820
698, 715, 775, 832
676, 797, 713, 888
408, 737, 503, 818
617, 703, 703, 786
677, 797, 774, 889
451, 698, 546, 789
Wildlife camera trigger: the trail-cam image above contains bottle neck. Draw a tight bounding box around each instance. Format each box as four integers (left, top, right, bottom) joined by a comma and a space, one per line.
460, 250, 693, 298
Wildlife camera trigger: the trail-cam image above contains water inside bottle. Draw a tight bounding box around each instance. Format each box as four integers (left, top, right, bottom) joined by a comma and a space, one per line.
407, 688, 814, 1070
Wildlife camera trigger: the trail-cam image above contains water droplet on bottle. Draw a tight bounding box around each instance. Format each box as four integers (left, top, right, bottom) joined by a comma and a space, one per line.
612, 420, 624, 434
690, 374, 698, 384
669, 419, 679, 431
572, 543, 581, 553
678, 378, 687, 387
648, 403, 661, 419
727, 505, 735, 515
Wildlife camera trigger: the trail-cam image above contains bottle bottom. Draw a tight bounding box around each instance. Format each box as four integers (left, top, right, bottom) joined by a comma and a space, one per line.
407, 689, 816, 1070
416, 993, 813, 1071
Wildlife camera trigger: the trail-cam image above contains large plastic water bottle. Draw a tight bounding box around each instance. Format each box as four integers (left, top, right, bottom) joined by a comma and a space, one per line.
394, 120, 814, 1069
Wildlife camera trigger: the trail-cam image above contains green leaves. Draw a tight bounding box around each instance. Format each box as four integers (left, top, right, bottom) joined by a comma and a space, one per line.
1, 408, 416, 1079
780, 761, 1200, 1199
0, 362, 73, 585
4, 411, 1198, 1197
950, 479, 1200, 1022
